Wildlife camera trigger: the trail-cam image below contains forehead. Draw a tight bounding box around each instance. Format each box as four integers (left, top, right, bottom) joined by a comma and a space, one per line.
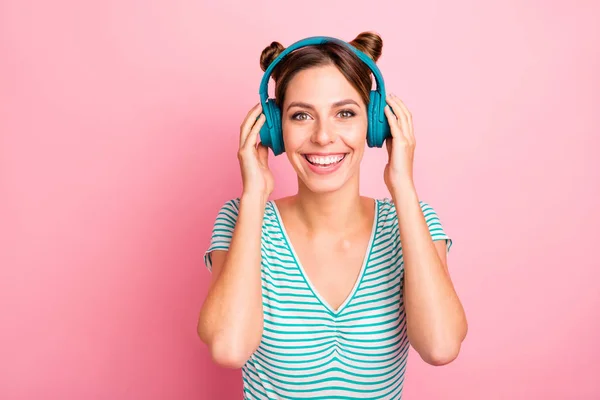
284, 65, 361, 104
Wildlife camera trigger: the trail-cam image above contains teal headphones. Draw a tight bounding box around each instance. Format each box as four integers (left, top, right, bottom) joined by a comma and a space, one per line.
258, 36, 392, 156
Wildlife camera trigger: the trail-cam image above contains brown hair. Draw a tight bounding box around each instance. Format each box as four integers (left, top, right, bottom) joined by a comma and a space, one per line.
259, 32, 383, 109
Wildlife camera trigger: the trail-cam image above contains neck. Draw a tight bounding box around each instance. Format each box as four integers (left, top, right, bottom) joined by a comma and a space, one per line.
294, 173, 366, 234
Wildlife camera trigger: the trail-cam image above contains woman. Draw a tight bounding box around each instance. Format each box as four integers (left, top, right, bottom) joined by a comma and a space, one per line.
198, 31, 467, 399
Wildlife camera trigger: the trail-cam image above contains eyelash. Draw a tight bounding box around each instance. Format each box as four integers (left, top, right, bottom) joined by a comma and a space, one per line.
291, 109, 356, 121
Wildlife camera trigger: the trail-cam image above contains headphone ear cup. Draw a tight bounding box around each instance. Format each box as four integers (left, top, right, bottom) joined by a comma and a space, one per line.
259, 99, 284, 156
367, 91, 381, 148
367, 91, 391, 148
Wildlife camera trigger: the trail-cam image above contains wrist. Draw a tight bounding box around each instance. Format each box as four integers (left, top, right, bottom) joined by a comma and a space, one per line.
240, 191, 269, 206
390, 178, 417, 202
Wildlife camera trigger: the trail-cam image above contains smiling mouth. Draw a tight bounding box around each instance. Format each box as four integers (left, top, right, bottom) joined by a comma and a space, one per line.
303, 153, 348, 167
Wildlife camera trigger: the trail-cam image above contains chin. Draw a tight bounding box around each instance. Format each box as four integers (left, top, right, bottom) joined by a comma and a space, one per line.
302, 178, 348, 194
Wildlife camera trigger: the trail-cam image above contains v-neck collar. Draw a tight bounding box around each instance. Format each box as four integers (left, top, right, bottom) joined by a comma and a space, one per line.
270, 199, 379, 317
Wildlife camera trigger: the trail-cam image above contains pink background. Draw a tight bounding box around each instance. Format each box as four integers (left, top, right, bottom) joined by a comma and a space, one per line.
1, 0, 599, 399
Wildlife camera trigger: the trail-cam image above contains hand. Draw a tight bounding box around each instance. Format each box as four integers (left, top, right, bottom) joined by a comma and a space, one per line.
238, 103, 274, 202
383, 93, 416, 193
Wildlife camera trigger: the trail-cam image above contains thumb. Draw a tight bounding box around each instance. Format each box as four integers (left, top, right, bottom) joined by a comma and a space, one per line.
385, 137, 393, 157
257, 143, 270, 167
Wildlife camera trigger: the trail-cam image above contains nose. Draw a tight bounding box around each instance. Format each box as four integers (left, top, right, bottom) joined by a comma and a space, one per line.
310, 120, 336, 146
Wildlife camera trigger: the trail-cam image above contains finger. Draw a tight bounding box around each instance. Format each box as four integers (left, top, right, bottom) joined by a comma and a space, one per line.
386, 95, 410, 141
384, 105, 401, 139
257, 143, 269, 167
391, 94, 412, 123
239, 103, 262, 147
245, 101, 261, 118
243, 113, 266, 150
390, 94, 415, 142
239, 103, 263, 148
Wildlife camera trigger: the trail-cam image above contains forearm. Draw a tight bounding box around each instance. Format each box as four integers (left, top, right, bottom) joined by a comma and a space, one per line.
392, 181, 467, 365
198, 194, 266, 365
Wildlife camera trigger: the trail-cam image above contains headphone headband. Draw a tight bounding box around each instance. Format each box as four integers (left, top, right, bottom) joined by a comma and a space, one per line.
256, 35, 392, 156
258, 36, 387, 128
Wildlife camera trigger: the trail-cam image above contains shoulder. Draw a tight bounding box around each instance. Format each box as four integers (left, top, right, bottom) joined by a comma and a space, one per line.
375, 196, 447, 231
207, 198, 241, 232
217, 197, 241, 215
211, 197, 279, 226
376, 197, 452, 252
376, 197, 440, 216
204, 197, 275, 271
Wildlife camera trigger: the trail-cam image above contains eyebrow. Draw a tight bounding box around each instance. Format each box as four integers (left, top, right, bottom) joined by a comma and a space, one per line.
286, 99, 360, 112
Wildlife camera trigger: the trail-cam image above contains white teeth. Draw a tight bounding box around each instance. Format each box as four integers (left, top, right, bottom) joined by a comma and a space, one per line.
305, 154, 345, 166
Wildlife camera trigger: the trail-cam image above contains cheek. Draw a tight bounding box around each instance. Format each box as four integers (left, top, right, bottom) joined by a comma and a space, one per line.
342, 121, 368, 148
281, 121, 309, 151
282, 129, 301, 153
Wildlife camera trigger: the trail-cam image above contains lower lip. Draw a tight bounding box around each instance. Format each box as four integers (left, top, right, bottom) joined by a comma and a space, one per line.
303, 155, 347, 175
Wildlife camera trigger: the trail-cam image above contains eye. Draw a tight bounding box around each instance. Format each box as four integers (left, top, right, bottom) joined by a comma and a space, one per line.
290, 109, 356, 121
291, 112, 310, 121
338, 109, 356, 118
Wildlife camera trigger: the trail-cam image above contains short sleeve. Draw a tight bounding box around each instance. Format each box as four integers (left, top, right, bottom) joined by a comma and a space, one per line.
203, 198, 241, 272
420, 201, 453, 253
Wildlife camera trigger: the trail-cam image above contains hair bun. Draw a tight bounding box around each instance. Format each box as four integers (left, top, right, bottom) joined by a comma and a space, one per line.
260, 41, 286, 72
350, 31, 383, 63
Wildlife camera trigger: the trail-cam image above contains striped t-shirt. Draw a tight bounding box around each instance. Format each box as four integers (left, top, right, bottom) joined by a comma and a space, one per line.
204, 197, 452, 399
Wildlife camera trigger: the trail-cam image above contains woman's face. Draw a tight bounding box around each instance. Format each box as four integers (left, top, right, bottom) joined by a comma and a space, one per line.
281, 64, 368, 194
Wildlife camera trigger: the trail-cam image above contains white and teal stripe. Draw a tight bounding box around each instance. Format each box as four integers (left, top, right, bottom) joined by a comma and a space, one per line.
204, 197, 452, 399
